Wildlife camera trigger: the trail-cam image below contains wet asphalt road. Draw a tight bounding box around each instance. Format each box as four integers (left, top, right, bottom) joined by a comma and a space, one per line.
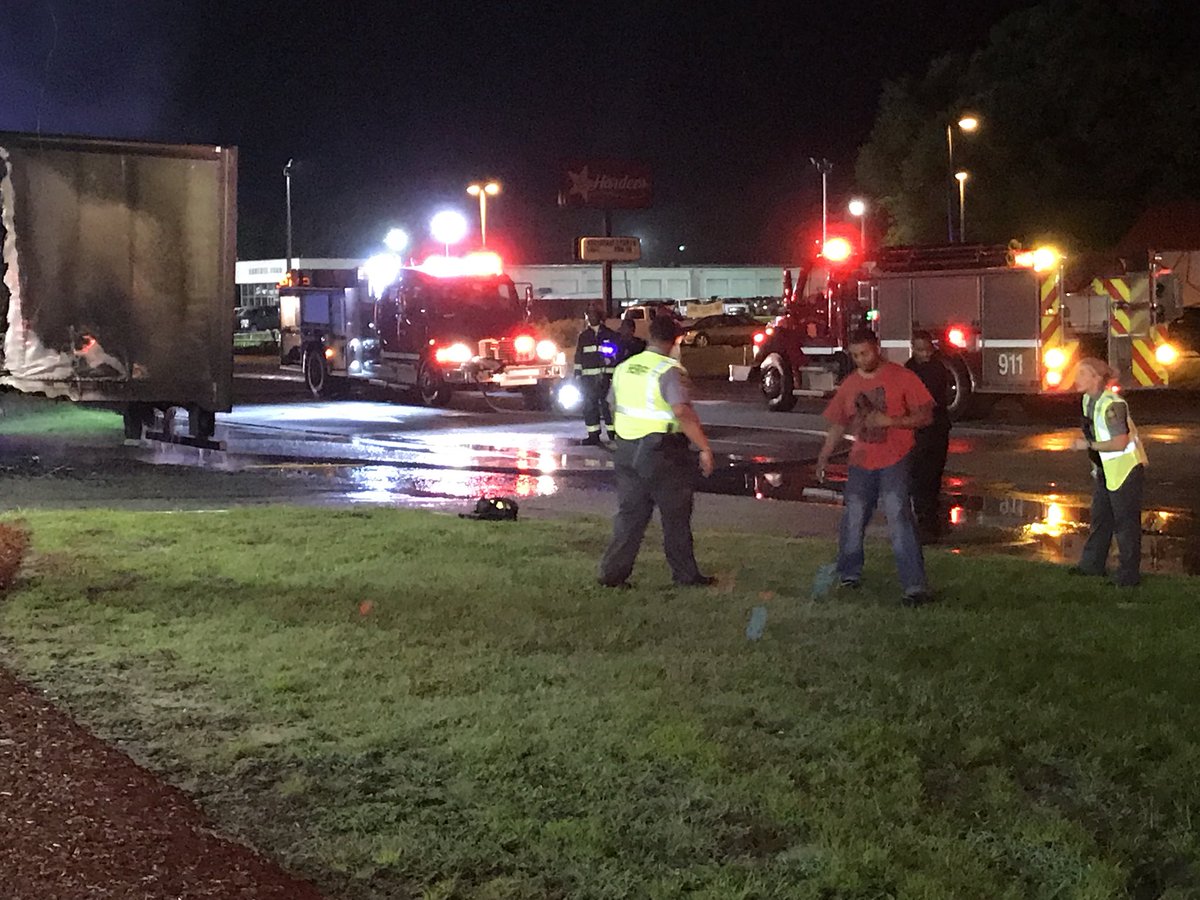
5, 357, 1194, 574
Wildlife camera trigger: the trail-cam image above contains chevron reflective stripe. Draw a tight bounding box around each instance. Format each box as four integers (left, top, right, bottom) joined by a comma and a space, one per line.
1093, 277, 1133, 335
1039, 271, 1062, 347
1131, 322, 1169, 386
1038, 270, 1074, 392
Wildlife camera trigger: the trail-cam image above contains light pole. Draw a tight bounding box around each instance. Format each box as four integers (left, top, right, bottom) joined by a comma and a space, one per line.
283, 158, 294, 269
810, 157, 833, 245
945, 115, 978, 242
466, 181, 501, 247
955, 171, 969, 243
848, 198, 867, 250
430, 210, 468, 256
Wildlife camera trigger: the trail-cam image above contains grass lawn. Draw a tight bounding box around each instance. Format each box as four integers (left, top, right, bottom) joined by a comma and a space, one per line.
0, 396, 123, 437
1, 507, 1198, 899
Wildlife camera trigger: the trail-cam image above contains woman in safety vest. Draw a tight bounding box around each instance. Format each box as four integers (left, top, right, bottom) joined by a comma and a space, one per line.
1071, 357, 1148, 587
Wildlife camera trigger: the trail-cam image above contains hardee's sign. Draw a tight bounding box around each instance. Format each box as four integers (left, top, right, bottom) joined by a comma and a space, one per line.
559, 160, 653, 209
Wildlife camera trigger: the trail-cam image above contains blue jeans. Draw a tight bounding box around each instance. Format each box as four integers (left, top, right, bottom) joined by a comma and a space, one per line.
837, 453, 928, 596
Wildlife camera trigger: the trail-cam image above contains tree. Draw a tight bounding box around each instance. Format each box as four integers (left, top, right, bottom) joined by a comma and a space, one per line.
856, 0, 1200, 251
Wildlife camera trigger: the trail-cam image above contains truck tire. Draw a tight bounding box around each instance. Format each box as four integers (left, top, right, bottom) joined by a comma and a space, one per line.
521, 383, 552, 411
943, 355, 973, 420
761, 353, 797, 412
303, 349, 330, 398
123, 402, 153, 441
417, 363, 452, 407
188, 405, 217, 441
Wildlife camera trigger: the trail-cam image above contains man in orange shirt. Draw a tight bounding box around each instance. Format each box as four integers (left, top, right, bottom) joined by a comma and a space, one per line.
815, 329, 935, 606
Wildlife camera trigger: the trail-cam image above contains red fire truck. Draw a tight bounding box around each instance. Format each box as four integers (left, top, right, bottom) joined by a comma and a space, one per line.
733, 239, 1182, 417
278, 252, 567, 408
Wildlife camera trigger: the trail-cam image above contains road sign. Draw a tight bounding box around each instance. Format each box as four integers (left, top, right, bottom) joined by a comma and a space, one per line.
577, 236, 642, 262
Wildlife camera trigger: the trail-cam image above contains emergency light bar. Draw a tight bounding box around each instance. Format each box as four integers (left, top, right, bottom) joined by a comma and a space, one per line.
415, 251, 503, 278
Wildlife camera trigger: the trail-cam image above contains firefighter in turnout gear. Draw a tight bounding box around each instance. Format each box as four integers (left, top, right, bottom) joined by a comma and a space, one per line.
597, 316, 716, 588
574, 307, 618, 445
1071, 357, 1148, 587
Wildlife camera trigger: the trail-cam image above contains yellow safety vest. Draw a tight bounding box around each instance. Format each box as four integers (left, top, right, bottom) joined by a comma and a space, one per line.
613, 350, 682, 440
1086, 389, 1148, 489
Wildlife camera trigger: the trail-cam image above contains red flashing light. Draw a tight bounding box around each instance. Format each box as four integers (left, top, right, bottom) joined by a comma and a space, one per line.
821, 237, 854, 264
949, 505, 965, 526
415, 251, 503, 278
945, 326, 969, 349
753, 331, 766, 344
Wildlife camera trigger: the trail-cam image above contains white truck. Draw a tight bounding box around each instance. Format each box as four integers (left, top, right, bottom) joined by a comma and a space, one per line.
0, 132, 237, 443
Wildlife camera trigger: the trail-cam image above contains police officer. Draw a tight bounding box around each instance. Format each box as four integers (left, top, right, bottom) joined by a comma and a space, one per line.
598, 316, 716, 587
1071, 357, 1148, 587
574, 307, 618, 445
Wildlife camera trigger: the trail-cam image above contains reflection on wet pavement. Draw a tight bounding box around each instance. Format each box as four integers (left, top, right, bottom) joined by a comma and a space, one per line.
701, 465, 1200, 576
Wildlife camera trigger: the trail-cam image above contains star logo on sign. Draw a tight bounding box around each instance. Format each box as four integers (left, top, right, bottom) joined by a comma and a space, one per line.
566, 166, 595, 202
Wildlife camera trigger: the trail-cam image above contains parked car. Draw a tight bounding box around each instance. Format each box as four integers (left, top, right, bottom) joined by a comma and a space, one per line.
682, 312, 762, 347
235, 305, 280, 333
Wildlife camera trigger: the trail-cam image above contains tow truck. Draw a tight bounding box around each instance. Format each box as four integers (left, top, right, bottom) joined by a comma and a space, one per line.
734, 237, 1182, 417
278, 252, 567, 408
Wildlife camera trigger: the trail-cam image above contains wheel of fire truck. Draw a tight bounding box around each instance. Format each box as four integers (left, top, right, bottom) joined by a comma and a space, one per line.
416, 363, 452, 407
303, 348, 330, 398
760, 353, 797, 412
521, 383, 553, 411
942, 355, 974, 421
303, 347, 348, 399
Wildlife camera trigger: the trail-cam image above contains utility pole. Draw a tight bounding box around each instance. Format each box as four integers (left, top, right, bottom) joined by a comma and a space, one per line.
283, 158, 294, 269
809, 157, 833, 246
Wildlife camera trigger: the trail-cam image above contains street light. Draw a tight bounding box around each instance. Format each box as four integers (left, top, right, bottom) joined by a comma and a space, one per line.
946, 114, 979, 241
384, 228, 409, 254
848, 198, 867, 249
466, 181, 501, 247
955, 171, 969, 243
283, 158, 294, 269
430, 209, 468, 256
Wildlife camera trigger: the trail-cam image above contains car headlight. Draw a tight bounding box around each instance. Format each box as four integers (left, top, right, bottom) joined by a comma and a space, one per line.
536, 339, 557, 361
557, 381, 582, 410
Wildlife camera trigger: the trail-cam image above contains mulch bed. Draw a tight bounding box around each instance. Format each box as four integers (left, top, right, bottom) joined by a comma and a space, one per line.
0, 667, 327, 899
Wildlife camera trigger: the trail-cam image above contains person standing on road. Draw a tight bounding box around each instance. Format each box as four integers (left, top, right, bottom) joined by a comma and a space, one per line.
1071, 358, 1147, 587
574, 308, 618, 446
815, 328, 935, 606
598, 315, 716, 588
905, 332, 953, 542
614, 317, 647, 365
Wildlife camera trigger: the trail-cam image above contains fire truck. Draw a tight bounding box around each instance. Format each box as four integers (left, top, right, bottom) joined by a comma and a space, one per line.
734, 238, 1183, 417
278, 252, 567, 408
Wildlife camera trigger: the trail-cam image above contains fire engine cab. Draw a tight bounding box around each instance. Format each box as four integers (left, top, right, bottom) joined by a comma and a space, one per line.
735, 238, 1182, 418
278, 252, 567, 408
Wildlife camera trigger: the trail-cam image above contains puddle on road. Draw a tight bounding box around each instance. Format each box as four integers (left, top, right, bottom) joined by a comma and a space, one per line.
700, 464, 1200, 576
342, 465, 562, 504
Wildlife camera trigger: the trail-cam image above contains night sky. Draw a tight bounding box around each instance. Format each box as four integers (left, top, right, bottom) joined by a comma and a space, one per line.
3, 0, 1037, 263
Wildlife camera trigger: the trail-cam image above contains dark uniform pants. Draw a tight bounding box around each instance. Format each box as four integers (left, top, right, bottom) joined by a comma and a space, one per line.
1079, 463, 1144, 586
910, 420, 950, 538
581, 375, 612, 435
598, 434, 703, 585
